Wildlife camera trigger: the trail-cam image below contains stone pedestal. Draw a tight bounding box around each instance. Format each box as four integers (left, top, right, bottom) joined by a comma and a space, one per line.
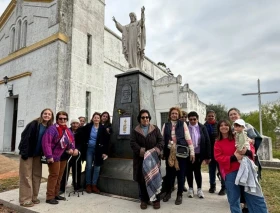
98, 70, 157, 198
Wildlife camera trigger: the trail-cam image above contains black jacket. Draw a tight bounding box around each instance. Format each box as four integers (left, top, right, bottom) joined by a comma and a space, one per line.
18, 120, 41, 159
76, 122, 109, 166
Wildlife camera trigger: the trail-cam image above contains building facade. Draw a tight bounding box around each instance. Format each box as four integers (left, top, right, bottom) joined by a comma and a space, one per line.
0, 0, 205, 153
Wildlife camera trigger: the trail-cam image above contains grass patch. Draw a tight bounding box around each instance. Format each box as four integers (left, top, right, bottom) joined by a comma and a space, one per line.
273, 149, 280, 159
0, 176, 19, 193
261, 169, 280, 213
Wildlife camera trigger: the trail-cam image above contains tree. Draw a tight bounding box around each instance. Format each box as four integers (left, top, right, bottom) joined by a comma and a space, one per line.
206, 103, 228, 121
157, 62, 166, 67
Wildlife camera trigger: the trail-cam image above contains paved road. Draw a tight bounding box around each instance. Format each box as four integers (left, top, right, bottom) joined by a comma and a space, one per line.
0, 172, 230, 213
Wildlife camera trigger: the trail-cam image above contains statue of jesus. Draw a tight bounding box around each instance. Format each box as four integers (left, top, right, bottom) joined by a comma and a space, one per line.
113, 6, 146, 70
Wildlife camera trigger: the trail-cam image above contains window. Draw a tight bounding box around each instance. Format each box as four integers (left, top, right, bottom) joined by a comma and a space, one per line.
160, 112, 169, 128
16, 19, 22, 50
87, 34, 92, 65
10, 27, 15, 53
85, 91, 91, 121
21, 21, 27, 48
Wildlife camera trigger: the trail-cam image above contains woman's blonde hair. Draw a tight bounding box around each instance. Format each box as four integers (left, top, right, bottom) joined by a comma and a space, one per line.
168, 107, 182, 121
35, 108, 54, 127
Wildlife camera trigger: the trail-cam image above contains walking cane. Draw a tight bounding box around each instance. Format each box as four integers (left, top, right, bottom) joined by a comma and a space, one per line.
64, 155, 73, 199
68, 151, 83, 197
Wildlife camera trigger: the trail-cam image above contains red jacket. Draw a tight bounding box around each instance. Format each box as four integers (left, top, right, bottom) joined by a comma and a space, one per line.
214, 138, 255, 177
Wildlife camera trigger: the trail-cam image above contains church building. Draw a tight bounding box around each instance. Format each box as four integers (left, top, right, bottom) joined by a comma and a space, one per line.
0, 0, 206, 153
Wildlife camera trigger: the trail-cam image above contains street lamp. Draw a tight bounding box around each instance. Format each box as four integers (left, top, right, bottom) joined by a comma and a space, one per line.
3, 76, 13, 97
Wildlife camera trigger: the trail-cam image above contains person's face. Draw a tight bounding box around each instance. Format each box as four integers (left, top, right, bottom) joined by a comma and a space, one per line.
71, 122, 80, 131
140, 112, 150, 126
206, 113, 215, 122
92, 115, 100, 124
170, 110, 179, 121
42, 110, 52, 123
57, 114, 68, 126
228, 110, 240, 122
180, 115, 187, 122
101, 113, 109, 123
219, 122, 230, 135
234, 124, 244, 133
130, 15, 136, 22
79, 118, 86, 126
188, 116, 198, 126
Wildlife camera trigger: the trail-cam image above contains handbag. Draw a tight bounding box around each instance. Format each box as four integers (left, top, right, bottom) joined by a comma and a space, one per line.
41, 131, 65, 164
176, 144, 189, 158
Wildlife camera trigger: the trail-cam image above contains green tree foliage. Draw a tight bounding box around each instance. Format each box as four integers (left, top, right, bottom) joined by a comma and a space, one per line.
206, 103, 228, 121
242, 99, 280, 157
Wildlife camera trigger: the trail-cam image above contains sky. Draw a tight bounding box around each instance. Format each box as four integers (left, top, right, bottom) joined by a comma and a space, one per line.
1, 0, 279, 113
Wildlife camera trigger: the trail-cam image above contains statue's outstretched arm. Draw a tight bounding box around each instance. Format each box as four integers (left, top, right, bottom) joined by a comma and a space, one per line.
112, 16, 123, 33
141, 6, 145, 27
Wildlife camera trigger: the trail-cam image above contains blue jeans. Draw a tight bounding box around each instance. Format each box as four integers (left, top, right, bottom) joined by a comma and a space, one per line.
225, 171, 268, 213
208, 159, 225, 187
85, 146, 100, 185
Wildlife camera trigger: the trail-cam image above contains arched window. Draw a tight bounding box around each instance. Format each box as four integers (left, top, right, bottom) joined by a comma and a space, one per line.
16, 19, 22, 50
10, 27, 15, 52
21, 21, 27, 47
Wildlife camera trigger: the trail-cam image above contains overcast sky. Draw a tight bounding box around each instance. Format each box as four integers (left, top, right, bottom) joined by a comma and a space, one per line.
1, 0, 279, 113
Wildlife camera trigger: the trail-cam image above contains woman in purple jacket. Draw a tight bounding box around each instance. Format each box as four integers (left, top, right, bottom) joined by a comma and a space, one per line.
42, 111, 78, 205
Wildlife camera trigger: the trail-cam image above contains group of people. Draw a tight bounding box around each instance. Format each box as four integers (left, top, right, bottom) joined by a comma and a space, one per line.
131, 107, 268, 213
17, 106, 268, 213
18, 109, 112, 206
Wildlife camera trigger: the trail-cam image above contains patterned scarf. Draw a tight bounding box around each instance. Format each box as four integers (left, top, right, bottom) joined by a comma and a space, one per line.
56, 124, 74, 148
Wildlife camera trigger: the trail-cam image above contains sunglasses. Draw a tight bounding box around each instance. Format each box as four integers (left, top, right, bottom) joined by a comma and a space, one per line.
58, 117, 68, 121
141, 116, 149, 120
189, 118, 197, 121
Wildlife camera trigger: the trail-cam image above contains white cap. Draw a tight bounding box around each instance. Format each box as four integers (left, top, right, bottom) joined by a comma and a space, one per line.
70, 118, 80, 124
234, 119, 246, 127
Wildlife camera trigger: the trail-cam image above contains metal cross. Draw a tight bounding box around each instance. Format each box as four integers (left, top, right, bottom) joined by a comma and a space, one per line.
242, 79, 278, 135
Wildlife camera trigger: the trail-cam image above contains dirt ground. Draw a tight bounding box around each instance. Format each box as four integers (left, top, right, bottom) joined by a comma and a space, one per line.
0, 154, 19, 180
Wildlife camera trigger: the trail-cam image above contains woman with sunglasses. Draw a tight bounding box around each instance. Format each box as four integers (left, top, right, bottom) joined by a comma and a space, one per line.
42, 111, 78, 205
18, 108, 54, 207
214, 120, 268, 213
78, 112, 109, 194
185, 111, 211, 199
130, 109, 164, 210
162, 107, 195, 205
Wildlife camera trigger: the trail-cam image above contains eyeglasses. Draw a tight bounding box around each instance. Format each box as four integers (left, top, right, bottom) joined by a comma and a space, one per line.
141, 116, 149, 120
189, 118, 197, 121
58, 117, 68, 121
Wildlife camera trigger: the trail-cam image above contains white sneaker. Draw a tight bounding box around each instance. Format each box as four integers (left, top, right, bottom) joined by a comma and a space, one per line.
197, 188, 204, 198
187, 188, 194, 198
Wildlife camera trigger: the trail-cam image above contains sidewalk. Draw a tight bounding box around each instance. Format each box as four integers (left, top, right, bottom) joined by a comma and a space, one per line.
0, 172, 230, 213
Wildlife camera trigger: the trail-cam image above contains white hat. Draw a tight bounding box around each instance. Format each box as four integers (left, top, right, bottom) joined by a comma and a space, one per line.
70, 118, 80, 124
234, 119, 246, 127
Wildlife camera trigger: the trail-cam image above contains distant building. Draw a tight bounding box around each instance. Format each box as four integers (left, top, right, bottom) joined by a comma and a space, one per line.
0, 0, 205, 153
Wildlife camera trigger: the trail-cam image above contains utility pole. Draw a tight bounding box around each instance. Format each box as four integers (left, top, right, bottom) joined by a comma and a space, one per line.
242, 79, 278, 135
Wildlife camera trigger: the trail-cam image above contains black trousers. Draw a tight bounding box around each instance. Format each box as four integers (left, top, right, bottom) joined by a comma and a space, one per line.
185, 153, 203, 188
165, 157, 187, 195
138, 177, 160, 203
60, 156, 82, 191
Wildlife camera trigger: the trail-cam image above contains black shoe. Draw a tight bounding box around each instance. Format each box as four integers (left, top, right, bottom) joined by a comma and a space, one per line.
183, 186, 188, 192
162, 193, 171, 202
46, 199, 58, 205
55, 195, 66, 200
175, 195, 182, 205
208, 184, 216, 193
242, 207, 249, 213
218, 187, 226, 195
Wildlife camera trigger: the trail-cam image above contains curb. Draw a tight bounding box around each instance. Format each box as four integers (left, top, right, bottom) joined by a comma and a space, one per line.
0, 198, 38, 213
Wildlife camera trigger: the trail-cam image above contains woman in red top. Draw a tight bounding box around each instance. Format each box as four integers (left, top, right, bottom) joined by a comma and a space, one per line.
214, 120, 268, 213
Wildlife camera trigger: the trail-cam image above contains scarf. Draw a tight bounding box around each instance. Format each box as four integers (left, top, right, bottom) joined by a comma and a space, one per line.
56, 124, 74, 148
188, 123, 199, 149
